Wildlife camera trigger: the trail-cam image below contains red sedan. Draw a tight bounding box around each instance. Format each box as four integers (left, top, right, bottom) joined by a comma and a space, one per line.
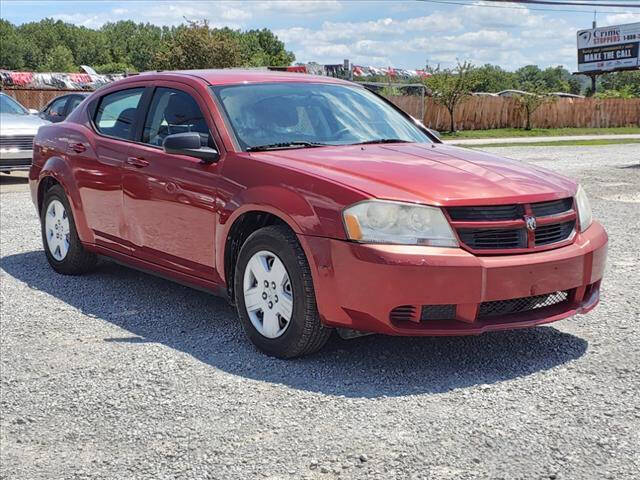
29, 70, 607, 358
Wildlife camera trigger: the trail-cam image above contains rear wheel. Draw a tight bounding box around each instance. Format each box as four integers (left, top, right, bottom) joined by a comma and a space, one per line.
234, 225, 331, 358
41, 184, 97, 275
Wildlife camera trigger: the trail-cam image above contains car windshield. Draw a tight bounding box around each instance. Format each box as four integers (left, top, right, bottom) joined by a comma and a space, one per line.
0, 94, 28, 115
211, 82, 431, 151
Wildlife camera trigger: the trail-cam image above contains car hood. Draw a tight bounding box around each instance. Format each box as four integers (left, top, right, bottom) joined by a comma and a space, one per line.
251, 143, 577, 206
0, 113, 50, 135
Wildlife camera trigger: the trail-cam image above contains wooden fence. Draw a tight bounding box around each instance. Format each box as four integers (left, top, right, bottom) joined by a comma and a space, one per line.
389, 95, 640, 130
2, 88, 87, 110
3, 87, 639, 130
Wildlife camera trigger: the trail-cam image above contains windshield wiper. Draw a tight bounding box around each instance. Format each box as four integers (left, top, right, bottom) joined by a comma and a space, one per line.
350, 139, 413, 145
246, 141, 330, 152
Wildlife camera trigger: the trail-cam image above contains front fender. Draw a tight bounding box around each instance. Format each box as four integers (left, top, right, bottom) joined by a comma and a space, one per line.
38, 155, 94, 244
215, 185, 321, 280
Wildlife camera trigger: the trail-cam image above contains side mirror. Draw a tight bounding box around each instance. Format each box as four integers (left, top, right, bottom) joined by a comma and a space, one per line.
163, 132, 219, 164
29, 108, 39, 115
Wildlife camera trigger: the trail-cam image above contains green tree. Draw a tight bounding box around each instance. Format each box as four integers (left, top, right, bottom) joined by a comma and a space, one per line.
40, 45, 76, 72
514, 82, 555, 130
425, 61, 475, 132
599, 71, 640, 97
152, 20, 242, 70
100, 21, 164, 72
0, 19, 25, 70
93, 62, 137, 74
515, 65, 542, 86
470, 64, 516, 92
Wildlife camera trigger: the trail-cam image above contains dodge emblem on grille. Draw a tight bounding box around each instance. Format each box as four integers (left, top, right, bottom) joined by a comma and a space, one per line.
525, 215, 537, 231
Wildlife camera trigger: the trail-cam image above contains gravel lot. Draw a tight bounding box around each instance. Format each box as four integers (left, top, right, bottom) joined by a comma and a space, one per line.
1, 145, 639, 479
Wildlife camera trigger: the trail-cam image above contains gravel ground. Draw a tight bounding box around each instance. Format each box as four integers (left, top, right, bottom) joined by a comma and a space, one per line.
1, 144, 639, 479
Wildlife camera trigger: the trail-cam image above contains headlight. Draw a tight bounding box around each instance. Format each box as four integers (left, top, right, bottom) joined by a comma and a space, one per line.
575, 185, 593, 232
343, 200, 458, 247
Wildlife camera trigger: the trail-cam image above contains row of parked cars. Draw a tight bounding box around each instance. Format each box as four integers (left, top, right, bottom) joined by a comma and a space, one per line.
0, 92, 87, 173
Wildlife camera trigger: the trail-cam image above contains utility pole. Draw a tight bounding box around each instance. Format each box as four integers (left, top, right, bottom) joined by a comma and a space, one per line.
590, 14, 597, 95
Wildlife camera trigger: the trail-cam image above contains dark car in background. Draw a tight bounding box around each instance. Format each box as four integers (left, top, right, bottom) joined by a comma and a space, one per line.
40, 93, 89, 123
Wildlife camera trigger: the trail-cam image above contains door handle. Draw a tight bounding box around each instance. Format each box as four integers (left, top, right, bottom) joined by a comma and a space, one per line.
126, 156, 150, 168
69, 142, 86, 154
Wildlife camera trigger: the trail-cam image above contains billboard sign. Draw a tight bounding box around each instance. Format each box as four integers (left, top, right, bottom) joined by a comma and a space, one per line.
577, 22, 640, 73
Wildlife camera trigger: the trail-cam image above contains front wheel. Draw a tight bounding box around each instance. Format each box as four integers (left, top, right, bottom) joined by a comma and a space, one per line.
41, 184, 97, 275
234, 225, 331, 358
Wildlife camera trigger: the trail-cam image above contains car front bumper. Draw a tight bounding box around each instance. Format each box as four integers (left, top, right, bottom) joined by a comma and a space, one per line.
301, 221, 607, 335
0, 149, 33, 171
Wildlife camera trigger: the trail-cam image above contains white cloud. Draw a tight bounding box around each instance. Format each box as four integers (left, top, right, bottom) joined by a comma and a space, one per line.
14, 0, 599, 71
257, 0, 342, 15
461, 1, 542, 29
604, 13, 640, 25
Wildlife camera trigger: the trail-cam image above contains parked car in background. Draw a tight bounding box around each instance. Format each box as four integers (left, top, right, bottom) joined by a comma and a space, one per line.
30, 70, 607, 358
40, 93, 89, 123
1, 92, 50, 173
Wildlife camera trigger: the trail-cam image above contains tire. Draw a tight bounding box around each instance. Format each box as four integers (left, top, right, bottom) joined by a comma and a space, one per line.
234, 225, 331, 358
41, 184, 97, 275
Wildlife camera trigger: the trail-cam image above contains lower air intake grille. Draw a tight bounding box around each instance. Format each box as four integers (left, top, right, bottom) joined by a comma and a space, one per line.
420, 304, 456, 321
389, 305, 417, 323
478, 291, 568, 319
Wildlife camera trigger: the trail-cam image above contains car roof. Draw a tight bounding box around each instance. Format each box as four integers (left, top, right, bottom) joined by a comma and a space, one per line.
117, 69, 355, 87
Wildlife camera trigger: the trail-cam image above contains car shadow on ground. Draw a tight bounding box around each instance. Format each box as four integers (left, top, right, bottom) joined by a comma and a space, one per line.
0, 174, 28, 184
1, 250, 588, 398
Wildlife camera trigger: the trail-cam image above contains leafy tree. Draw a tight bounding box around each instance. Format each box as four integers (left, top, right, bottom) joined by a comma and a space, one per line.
242, 29, 295, 66
515, 65, 542, 86
599, 71, 640, 97
0, 20, 25, 70
514, 82, 555, 130
1, 18, 294, 73
595, 86, 636, 99
93, 62, 137, 74
425, 61, 475, 132
470, 64, 516, 92
40, 45, 76, 72
152, 20, 242, 70
101, 21, 164, 72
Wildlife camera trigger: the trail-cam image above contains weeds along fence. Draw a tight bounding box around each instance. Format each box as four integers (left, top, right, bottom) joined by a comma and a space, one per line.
388, 95, 640, 130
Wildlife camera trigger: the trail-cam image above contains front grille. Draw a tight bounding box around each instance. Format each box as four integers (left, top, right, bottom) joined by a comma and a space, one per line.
449, 198, 575, 252
531, 198, 573, 217
478, 291, 568, 319
0, 135, 35, 151
458, 227, 527, 249
447, 204, 524, 221
420, 304, 456, 321
535, 220, 575, 246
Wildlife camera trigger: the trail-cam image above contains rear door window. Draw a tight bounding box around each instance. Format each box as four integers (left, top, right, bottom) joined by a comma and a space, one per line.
94, 88, 144, 141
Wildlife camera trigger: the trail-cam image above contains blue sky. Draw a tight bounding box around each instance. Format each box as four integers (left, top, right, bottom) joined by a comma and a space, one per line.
1, 1, 639, 71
